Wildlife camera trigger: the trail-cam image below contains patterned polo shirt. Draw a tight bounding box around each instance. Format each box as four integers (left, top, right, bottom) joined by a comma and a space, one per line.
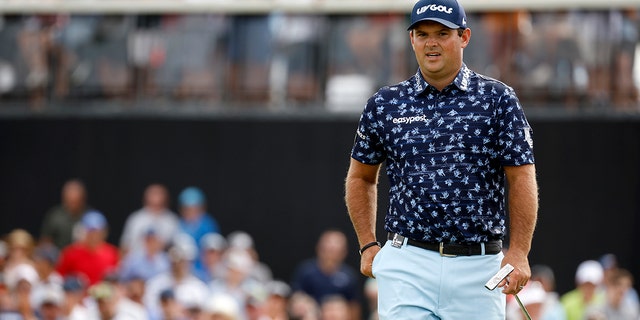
351, 65, 535, 244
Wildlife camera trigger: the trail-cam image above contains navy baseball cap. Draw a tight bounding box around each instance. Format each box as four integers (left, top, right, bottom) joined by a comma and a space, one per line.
408, 0, 467, 30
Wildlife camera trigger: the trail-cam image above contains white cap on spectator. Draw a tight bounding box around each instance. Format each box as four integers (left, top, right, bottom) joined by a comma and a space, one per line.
225, 249, 254, 274
227, 231, 253, 250
175, 283, 208, 310
35, 284, 65, 307
169, 233, 198, 261
575, 260, 604, 285
204, 293, 240, 320
5, 263, 39, 290
267, 280, 291, 298
201, 233, 227, 251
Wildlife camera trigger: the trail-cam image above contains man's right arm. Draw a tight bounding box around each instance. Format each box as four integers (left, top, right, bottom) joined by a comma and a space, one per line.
345, 158, 381, 277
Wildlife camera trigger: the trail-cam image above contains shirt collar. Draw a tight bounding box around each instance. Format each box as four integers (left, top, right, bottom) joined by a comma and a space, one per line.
412, 64, 471, 95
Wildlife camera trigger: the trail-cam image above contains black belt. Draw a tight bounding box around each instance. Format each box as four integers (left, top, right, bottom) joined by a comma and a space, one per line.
387, 233, 502, 256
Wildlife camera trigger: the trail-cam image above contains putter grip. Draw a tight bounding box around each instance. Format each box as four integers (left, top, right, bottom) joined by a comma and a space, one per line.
484, 264, 514, 290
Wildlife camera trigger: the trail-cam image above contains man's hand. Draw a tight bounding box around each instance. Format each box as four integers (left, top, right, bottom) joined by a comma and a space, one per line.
498, 250, 531, 295
359, 245, 381, 278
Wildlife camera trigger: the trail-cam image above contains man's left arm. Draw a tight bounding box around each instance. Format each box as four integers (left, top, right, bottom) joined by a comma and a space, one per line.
501, 164, 538, 294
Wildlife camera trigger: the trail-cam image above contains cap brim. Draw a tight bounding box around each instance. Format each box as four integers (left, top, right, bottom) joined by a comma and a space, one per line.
408, 18, 461, 30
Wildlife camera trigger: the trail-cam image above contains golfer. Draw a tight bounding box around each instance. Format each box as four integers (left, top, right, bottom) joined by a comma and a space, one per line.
344, 0, 539, 318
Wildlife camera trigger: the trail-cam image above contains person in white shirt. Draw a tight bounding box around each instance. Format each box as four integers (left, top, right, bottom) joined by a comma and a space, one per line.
120, 184, 179, 255
144, 235, 209, 320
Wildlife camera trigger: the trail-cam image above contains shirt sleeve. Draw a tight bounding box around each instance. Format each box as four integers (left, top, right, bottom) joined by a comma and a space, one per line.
350, 94, 386, 165
496, 86, 535, 166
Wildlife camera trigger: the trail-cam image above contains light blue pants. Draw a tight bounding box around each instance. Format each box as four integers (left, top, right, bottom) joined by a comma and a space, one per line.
372, 238, 506, 320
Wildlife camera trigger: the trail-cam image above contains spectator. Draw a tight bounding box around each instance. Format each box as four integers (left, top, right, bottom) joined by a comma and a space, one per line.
144, 235, 209, 320
598, 253, 640, 313
611, 9, 639, 109
4, 229, 36, 275
194, 232, 227, 283
120, 184, 179, 255
261, 280, 291, 320
586, 268, 639, 319
561, 260, 606, 320
40, 179, 89, 249
61, 276, 90, 320
226, 15, 272, 103
56, 210, 119, 285
204, 292, 241, 320
157, 289, 183, 320
227, 231, 272, 284
209, 248, 262, 318
319, 295, 350, 320
268, 12, 325, 104
119, 228, 170, 282
178, 187, 220, 252
87, 281, 147, 320
528, 264, 566, 320
287, 292, 319, 320
291, 230, 360, 320
121, 275, 147, 312
4, 263, 39, 320
33, 284, 64, 320
31, 245, 63, 309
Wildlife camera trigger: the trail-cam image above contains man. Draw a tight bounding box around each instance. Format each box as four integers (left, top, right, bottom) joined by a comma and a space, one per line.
344, 0, 538, 318
118, 228, 170, 282
561, 260, 606, 320
40, 179, 89, 249
291, 230, 360, 320
586, 268, 639, 319
193, 232, 227, 282
34, 284, 65, 320
56, 210, 119, 285
177, 186, 220, 251
61, 276, 91, 320
88, 281, 148, 320
120, 184, 179, 255
144, 235, 209, 320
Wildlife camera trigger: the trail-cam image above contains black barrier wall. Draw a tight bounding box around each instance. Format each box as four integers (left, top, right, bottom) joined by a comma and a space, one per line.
0, 115, 639, 295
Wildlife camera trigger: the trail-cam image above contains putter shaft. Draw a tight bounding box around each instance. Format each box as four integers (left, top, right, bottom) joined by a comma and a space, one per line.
514, 294, 532, 320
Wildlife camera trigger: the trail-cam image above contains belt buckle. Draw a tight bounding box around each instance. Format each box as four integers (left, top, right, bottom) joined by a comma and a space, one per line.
391, 234, 404, 248
439, 242, 457, 257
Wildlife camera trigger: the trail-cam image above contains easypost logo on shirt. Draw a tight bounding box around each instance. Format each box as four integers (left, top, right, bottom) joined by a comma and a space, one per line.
416, 4, 453, 15
392, 115, 428, 124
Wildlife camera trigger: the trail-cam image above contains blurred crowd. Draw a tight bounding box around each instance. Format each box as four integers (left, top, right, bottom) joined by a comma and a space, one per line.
506, 255, 640, 320
0, 179, 638, 319
0, 179, 371, 320
0, 9, 638, 112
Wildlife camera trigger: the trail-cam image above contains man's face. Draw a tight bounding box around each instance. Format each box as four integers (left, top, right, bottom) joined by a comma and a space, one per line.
39, 302, 61, 320
180, 205, 204, 221
410, 21, 470, 85
62, 183, 86, 214
317, 232, 347, 265
144, 185, 168, 210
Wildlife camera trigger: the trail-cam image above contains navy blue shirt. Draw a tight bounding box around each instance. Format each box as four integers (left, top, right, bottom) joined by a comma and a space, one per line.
351, 65, 535, 244
291, 259, 360, 303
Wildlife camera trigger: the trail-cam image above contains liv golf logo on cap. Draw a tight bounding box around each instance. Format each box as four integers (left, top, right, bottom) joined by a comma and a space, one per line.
416, 4, 454, 15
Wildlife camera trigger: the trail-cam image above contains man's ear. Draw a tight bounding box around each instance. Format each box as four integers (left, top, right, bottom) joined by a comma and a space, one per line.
461, 28, 471, 48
